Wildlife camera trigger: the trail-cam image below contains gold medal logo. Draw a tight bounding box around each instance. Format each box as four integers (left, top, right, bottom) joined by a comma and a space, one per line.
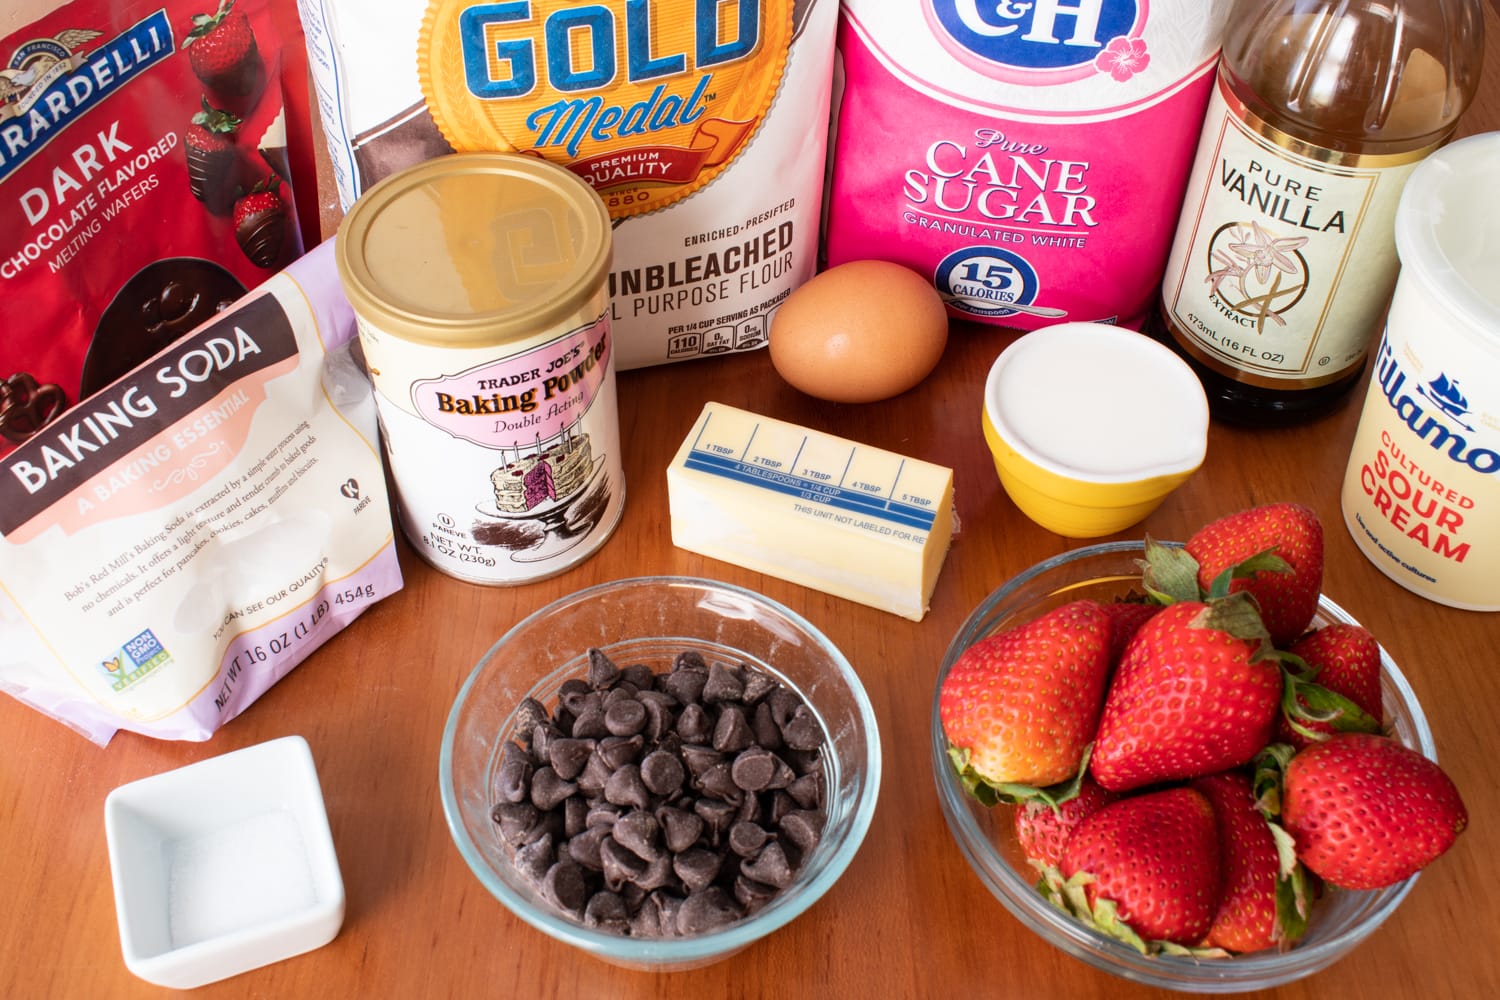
419, 0, 792, 218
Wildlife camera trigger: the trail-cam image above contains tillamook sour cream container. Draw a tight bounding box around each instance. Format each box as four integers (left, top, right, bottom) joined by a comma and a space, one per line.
336, 153, 624, 585
1341, 132, 1500, 611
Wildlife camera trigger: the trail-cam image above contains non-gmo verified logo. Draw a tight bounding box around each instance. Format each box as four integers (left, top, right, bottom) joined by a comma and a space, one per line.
926, 0, 1142, 74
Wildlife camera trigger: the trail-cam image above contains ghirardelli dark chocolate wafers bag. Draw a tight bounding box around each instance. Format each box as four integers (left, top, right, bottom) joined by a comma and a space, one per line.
0, 0, 318, 456
298, 0, 837, 370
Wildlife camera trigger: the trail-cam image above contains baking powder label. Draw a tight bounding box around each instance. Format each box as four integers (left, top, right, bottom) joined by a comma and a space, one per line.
363, 313, 625, 584
1162, 77, 1429, 387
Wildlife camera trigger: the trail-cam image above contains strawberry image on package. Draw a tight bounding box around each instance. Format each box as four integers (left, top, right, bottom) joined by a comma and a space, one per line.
0, 0, 317, 456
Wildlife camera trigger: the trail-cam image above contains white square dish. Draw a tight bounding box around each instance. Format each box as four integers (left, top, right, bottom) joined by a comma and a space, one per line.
104, 735, 345, 989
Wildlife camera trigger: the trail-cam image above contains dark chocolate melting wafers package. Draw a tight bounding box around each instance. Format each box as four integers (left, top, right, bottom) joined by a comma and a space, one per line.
1, 0, 320, 455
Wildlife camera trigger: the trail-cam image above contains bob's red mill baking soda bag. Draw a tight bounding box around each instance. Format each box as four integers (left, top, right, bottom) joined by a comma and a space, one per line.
298, 0, 836, 370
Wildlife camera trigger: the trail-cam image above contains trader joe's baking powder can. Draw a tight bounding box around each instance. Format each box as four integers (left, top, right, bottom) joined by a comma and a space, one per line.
1341, 133, 1500, 611
336, 153, 624, 584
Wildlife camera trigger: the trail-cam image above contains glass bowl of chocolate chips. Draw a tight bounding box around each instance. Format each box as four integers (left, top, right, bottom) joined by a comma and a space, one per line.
440, 576, 882, 970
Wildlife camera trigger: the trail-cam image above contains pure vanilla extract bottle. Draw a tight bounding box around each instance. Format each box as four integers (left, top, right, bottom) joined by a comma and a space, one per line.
1155, 0, 1485, 426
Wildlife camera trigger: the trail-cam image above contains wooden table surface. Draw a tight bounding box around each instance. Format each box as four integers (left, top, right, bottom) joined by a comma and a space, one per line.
5, 9, 1500, 1000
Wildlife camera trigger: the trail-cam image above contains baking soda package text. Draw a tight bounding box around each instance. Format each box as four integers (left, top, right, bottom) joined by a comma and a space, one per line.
824, 1, 1228, 330
298, 0, 838, 370
0, 241, 402, 744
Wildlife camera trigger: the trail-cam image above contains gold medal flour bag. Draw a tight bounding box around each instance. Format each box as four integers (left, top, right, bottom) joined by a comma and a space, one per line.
297, 0, 837, 369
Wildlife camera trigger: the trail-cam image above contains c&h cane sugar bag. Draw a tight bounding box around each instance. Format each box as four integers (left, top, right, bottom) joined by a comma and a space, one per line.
824, 1, 1228, 330
298, 0, 837, 370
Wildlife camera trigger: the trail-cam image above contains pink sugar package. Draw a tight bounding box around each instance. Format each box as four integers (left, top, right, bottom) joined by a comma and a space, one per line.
824, 1, 1229, 330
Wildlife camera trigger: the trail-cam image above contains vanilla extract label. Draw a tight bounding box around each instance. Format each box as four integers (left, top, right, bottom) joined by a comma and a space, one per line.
1161, 75, 1430, 386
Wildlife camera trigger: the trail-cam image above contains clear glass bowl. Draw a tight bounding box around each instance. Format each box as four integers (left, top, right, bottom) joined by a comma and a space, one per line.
441, 576, 882, 971
930, 541, 1433, 993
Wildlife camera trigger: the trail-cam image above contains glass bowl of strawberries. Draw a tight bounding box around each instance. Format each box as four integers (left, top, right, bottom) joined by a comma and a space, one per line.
930, 531, 1455, 993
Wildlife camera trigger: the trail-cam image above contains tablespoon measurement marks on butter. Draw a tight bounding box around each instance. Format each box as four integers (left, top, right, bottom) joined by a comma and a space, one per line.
683, 408, 940, 531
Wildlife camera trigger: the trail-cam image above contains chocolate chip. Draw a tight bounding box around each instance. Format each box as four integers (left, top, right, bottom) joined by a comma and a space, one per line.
636, 692, 674, 741
661, 665, 707, 705
493, 801, 539, 847
633, 854, 676, 893
697, 762, 742, 803
628, 897, 663, 937
514, 698, 550, 744
673, 847, 722, 893
702, 661, 745, 703
542, 860, 588, 914
497, 743, 534, 803
515, 833, 554, 882
676, 703, 713, 743
751, 701, 783, 751
529, 767, 578, 811
679, 743, 722, 779
530, 722, 560, 761
741, 840, 795, 889
576, 751, 613, 800
587, 647, 622, 690
567, 826, 611, 871
559, 677, 593, 709
779, 809, 824, 854
673, 650, 708, 672
598, 734, 644, 771
712, 704, 755, 753
734, 874, 777, 914
612, 809, 661, 862
730, 746, 778, 792
651, 890, 684, 936
604, 698, 648, 736
727, 821, 768, 858
640, 749, 686, 798
585, 801, 622, 830
741, 669, 778, 705
767, 686, 801, 727
676, 887, 741, 934
788, 771, 825, 810
621, 662, 656, 691
781, 704, 824, 751
693, 798, 737, 840
657, 806, 704, 854
604, 764, 651, 811
548, 738, 595, 781
563, 795, 590, 838
570, 706, 609, 740
584, 890, 629, 932
600, 837, 647, 890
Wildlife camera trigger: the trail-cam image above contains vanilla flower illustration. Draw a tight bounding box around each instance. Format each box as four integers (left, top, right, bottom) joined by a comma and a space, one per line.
1095, 35, 1150, 82
1225, 221, 1308, 284
1205, 247, 1249, 298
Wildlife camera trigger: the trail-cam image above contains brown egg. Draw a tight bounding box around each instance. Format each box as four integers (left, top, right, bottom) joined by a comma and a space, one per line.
769, 260, 948, 403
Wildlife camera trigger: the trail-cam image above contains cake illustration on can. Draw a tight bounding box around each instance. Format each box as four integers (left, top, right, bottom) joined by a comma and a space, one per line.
490, 428, 594, 513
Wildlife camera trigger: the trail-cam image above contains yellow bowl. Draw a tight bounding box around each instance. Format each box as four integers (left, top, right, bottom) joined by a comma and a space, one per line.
981, 323, 1208, 538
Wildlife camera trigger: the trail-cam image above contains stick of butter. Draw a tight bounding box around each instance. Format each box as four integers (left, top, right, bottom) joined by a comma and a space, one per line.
667, 402, 955, 621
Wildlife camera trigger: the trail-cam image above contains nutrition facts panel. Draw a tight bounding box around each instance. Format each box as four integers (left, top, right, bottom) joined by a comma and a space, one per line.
680, 404, 943, 532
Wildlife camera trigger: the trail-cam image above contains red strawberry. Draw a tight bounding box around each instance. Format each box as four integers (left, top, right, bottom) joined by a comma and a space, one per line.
1278, 624, 1384, 748
1099, 599, 1161, 665
183, 98, 241, 215
1014, 777, 1115, 868
1090, 596, 1282, 793
1056, 786, 1222, 949
1280, 733, 1467, 890
1186, 502, 1324, 647
183, 0, 261, 97
940, 600, 1112, 801
1193, 771, 1307, 953
232, 177, 287, 269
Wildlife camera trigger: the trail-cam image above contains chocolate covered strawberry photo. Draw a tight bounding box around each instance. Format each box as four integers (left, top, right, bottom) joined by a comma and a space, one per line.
183, 0, 263, 101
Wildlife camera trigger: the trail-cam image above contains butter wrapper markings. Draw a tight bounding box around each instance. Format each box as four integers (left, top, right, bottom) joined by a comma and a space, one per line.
0, 241, 402, 744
